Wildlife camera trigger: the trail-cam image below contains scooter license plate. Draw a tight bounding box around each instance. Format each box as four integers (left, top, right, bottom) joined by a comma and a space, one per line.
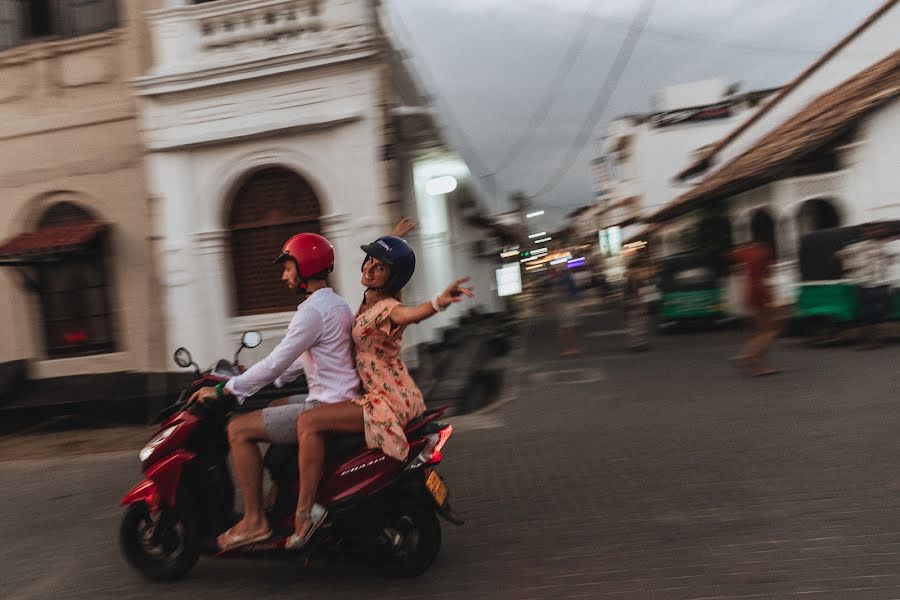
426, 470, 448, 507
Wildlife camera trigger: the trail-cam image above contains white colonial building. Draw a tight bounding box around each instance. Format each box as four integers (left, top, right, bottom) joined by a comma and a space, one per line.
136, 0, 503, 368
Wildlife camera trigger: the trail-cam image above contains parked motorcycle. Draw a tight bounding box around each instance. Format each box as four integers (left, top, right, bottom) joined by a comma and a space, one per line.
119, 331, 461, 581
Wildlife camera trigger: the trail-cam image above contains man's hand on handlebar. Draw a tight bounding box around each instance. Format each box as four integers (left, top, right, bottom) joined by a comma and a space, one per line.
189, 385, 223, 405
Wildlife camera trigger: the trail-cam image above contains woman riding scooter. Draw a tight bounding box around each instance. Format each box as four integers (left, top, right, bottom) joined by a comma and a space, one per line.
287, 225, 474, 549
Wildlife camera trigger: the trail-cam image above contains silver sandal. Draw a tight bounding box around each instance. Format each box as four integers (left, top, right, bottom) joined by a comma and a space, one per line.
285, 504, 328, 550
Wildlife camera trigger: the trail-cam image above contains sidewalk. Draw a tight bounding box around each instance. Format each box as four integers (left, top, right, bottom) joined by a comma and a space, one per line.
0, 424, 153, 462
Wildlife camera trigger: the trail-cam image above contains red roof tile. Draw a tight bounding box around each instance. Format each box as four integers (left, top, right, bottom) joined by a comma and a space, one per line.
0, 222, 107, 260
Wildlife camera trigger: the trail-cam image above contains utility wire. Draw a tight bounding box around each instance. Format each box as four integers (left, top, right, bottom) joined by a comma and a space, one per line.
529, 0, 656, 200
490, 1, 597, 175
515, 0, 830, 57
388, 5, 494, 187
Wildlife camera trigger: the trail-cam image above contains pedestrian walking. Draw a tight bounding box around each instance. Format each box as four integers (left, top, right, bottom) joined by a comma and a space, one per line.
551, 265, 582, 356
728, 241, 781, 376
624, 256, 653, 351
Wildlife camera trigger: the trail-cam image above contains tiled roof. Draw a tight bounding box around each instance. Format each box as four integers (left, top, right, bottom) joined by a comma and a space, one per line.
0, 222, 107, 261
651, 49, 900, 222
675, 0, 899, 181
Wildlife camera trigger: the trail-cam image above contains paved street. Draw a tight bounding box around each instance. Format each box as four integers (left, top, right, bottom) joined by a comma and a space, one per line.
2, 310, 900, 599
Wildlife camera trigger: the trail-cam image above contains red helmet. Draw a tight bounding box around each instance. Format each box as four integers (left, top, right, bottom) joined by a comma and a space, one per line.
274, 233, 335, 283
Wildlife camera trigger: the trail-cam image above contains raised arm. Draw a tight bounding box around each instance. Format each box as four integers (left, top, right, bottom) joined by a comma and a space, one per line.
390, 217, 416, 238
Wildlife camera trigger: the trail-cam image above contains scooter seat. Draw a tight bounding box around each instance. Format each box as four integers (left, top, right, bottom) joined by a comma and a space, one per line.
264, 433, 366, 483
264, 407, 449, 483
323, 432, 367, 457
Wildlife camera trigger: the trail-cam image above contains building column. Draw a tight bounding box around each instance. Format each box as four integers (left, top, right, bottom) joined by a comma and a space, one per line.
320, 212, 357, 303
732, 214, 751, 245
146, 152, 204, 369
777, 212, 798, 261
192, 230, 231, 365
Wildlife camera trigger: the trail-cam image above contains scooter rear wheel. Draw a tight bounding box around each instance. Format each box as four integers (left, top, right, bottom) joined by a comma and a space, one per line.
120, 502, 199, 581
375, 499, 442, 578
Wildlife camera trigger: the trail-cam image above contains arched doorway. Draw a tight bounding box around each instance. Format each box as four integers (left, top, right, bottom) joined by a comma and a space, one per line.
797, 198, 840, 236
227, 167, 323, 315
750, 208, 776, 256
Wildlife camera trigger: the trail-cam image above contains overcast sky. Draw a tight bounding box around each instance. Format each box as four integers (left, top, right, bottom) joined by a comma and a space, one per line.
383, 0, 886, 224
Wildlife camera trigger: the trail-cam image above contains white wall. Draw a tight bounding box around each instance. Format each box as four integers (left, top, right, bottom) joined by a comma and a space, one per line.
633, 113, 754, 215
652, 78, 728, 112
144, 63, 389, 366
852, 97, 900, 224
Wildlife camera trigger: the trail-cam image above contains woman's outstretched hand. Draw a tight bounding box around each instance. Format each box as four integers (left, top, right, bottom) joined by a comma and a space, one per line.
437, 277, 475, 309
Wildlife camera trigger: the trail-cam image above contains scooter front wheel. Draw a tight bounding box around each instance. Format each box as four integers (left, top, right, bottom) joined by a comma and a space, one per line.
120, 502, 199, 581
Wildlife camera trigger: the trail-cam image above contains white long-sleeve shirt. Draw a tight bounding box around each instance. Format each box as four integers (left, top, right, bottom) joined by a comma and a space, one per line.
224, 288, 362, 404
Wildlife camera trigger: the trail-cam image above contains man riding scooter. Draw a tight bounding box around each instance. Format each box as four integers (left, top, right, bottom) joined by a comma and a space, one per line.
189, 232, 362, 551
190, 220, 416, 551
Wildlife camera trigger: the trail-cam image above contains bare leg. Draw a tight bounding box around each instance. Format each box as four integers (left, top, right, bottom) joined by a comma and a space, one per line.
733, 309, 764, 362
260, 397, 291, 508
560, 327, 581, 356
748, 307, 781, 375
294, 402, 365, 537
221, 412, 271, 545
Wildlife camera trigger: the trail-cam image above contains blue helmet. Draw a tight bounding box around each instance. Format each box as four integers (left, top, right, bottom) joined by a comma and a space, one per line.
360, 235, 416, 294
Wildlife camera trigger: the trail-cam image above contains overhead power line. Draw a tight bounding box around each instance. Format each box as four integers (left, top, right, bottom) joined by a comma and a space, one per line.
388, 5, 494, 187
490, 1, 597, 175
529, 0, 656, 200
514, 0, 830, 57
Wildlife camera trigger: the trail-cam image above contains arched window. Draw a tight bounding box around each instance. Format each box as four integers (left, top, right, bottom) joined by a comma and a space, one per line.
750, 209, 777, 257
228, 168, 323, 315
797, 198, 841, 236
35, 201, 115, 358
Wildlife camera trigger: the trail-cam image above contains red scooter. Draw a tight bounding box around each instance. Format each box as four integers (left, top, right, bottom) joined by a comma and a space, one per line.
119, 332, 461, 581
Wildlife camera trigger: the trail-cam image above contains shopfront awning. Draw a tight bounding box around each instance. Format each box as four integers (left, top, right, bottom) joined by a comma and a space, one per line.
0, 222, 108, 266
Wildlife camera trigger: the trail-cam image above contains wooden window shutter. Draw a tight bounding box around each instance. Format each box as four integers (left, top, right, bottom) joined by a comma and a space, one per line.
228, 168, 323, 315
37, 201, 94, 227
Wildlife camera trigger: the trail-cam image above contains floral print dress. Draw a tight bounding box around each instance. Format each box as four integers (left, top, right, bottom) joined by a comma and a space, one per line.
351, 297, 426, 461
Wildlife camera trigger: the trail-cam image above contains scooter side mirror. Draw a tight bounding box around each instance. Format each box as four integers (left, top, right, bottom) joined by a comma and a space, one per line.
235, 331, 263, 368
174, 347, 193, 368
242, 331, 262, 348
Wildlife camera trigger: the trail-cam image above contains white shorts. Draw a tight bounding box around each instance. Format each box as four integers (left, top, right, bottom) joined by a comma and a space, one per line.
261, 399, 321, 444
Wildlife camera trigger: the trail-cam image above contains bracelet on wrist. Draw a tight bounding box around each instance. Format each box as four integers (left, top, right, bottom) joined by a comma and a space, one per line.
431, 293, 446, 312
215, 382, 226, 400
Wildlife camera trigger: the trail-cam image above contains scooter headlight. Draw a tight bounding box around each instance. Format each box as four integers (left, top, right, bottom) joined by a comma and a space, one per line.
139, 425, 178, 463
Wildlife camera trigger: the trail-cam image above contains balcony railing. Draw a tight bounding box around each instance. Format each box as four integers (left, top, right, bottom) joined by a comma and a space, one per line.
146, 0, 374, 76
